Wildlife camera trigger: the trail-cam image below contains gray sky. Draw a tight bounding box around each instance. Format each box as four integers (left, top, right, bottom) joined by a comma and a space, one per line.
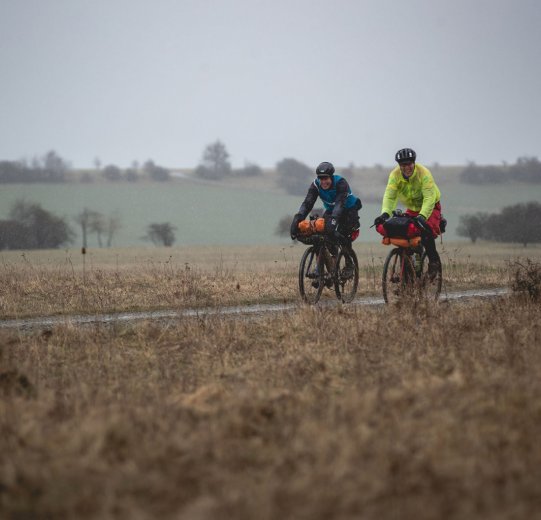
1, 0, 540, 168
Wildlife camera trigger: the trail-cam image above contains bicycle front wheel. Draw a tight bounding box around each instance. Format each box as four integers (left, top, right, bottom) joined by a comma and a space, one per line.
299, 246, 325, 304
382, 248, 415, 304
334, 248, 359, 303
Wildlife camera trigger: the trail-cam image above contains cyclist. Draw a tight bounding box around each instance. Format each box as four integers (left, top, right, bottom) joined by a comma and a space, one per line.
374, 148, 442, 275
290, 162, 362, 274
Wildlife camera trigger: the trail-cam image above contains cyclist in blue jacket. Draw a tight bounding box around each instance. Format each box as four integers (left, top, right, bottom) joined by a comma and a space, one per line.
290, 161, 362, 243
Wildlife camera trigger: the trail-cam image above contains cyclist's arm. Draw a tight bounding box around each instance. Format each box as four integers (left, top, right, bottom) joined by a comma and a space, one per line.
297, 182, 319, 218
381, 173, 399, 216
331, 178, 350, 219
419, 174, 437, 219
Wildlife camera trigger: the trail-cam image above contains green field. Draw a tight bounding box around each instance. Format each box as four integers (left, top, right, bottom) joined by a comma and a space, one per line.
0, 169, 539, 247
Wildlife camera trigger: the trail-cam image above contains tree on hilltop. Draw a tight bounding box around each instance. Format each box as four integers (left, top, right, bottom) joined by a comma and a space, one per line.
195, 140, 232, 180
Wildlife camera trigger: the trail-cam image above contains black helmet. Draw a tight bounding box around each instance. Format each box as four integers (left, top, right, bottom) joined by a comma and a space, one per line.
316, 161, 335, 177
395, 148, 416, 164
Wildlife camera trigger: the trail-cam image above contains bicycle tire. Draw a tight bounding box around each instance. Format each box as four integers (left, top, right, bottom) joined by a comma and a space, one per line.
299, 246, 325, 304
382, 248, 415, 304
334, 248, 359, 303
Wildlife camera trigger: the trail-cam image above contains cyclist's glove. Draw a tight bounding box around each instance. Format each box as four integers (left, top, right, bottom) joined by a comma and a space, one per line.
325, 215, 338, 235
290, 213, 303, 240
414, 214, 427, 230
373, 212, 389, 226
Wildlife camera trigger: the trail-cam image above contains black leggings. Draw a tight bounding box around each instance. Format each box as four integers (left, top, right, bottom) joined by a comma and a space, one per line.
421, 234, 439, 263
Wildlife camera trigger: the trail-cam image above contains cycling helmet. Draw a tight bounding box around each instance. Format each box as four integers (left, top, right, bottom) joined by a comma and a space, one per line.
316, 161, 335, 177
395, 148, 416, 164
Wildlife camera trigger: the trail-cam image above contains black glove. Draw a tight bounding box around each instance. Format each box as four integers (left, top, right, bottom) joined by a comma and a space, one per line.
325, 215, 338, 235
373, 212, 389, 226
290, 213, 303, 239
414, 214, 427, 230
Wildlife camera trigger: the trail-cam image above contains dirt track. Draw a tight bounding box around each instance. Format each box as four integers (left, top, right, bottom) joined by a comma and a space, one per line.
0, 287, 509, 331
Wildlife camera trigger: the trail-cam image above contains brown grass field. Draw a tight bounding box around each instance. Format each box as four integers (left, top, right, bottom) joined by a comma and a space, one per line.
1, 244, 540, 519
1, 241, 540, 318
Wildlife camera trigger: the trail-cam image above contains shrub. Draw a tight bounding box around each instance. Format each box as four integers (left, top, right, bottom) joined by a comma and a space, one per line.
511, 259, 541, 301
0, 200, 74, 250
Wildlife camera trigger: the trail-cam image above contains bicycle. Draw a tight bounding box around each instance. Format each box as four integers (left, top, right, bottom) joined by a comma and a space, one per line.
297, 228, 359, 304
378, 213, 442, 304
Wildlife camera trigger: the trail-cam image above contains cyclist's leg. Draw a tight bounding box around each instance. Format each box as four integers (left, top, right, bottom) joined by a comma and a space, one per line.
422, 234, 440, 278
406, 205, 441, 269
338, 208, 359, 270
425, 203, 442, 276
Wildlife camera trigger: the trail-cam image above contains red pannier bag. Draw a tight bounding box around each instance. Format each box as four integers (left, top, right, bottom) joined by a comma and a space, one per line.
376, 216, 420, 239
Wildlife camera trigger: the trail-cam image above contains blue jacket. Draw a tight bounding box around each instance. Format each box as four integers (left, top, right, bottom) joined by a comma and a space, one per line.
298, 175, 361, 219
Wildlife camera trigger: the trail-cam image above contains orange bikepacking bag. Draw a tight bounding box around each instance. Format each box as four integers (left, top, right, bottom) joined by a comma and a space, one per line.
298, 217, 325, 236
381, 236, 422, 248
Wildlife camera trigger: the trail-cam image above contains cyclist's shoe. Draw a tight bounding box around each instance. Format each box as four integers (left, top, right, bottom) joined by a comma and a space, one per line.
311, 275, 333, 289
341, 263, 354, 280
427, 260, 441, 281
307, 266, 320, 279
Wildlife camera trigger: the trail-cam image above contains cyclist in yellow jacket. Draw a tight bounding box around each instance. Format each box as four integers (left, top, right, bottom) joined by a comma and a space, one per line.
374, 148, 443, 274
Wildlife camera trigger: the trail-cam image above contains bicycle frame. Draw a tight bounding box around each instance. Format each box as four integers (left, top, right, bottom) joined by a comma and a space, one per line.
298, 234, 359, 304
382, 242, 441, 303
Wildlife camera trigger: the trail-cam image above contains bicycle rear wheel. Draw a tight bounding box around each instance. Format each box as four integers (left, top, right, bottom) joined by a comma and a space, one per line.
299, 246, 325, 304
334, 248, 359, 303
419, 250, 442, 300
382, 248, 415, 304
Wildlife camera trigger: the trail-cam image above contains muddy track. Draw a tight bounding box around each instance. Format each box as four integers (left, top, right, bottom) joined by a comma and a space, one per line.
0, 287, 509, 331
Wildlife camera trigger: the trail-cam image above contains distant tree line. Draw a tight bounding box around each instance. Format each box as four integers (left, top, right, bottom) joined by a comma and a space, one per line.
0, 151, 172, 183
0, 199, 179, 250
0, 151, 70, 183
460, 157, 541, 184
98, 159, 171, 182
457, 201, 541, 247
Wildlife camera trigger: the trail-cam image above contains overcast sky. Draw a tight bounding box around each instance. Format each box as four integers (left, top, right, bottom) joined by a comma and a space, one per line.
1, 0, 540, 169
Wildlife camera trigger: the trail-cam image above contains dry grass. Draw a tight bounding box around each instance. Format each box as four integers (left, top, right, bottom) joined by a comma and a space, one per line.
1, 242, 540, 318
1, 292, 541, 519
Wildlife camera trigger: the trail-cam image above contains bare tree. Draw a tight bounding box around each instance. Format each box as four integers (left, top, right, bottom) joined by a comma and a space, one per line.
74, 208, 104, 248
106, 213, 122, 247
89, 213, 106, 247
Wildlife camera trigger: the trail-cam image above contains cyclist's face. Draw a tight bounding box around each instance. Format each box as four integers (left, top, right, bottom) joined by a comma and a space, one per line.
319, 176, 332, 189
399, 161, 415, 178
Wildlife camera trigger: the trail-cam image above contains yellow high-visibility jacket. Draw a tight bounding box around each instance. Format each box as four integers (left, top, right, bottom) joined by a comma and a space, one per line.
381, 163, 441, 219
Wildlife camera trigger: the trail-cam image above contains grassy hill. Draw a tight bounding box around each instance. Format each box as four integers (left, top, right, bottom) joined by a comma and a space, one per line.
0, 165, 539, 247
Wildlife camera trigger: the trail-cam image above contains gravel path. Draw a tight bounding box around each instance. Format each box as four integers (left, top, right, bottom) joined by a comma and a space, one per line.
0, 287, 509, 331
